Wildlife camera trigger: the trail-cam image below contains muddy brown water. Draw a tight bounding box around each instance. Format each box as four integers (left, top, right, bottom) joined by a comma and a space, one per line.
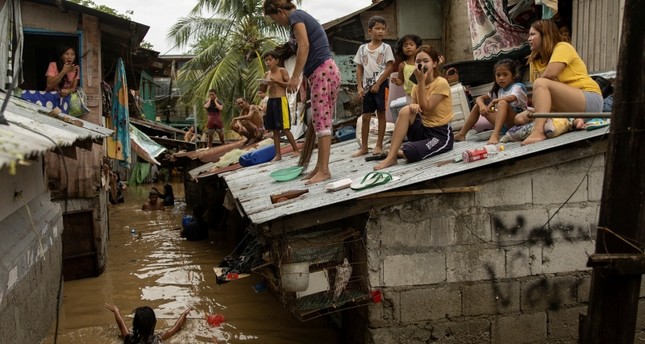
42, 182, 341, 343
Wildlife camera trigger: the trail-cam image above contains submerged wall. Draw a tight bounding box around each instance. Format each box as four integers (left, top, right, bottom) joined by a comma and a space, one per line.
0, 164, 63, 344
361, 151, 638, 343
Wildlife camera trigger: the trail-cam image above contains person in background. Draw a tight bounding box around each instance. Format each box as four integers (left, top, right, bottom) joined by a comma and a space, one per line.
142, 190, 164, 211
351, 15, 395, 158
264, 0, 341, 185
390, 34, 423, 104
231, 98, 264, 144
46, 44, 79, 97
153, 185, 174, 206
184, 126, 196, 142
204, 89, 226, 147
521, 19, 602, 145
181, 205, 208, 241
105, 304, 192, 344
262, 50, 300, 161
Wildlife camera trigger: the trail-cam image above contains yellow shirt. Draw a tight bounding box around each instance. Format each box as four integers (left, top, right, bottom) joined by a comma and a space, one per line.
402, 62, 416, 95
411, 76, 453, 127
530, 42, 601, 94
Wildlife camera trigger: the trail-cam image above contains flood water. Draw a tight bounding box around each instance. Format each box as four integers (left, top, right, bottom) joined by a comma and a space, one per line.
42, 182, 341, 343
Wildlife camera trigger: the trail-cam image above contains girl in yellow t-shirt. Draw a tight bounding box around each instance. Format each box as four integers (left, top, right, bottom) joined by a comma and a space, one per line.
522, 19, 602, 145
374, 45, 454, 171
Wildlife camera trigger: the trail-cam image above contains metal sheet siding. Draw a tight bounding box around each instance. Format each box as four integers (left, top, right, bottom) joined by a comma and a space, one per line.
572, 0, 622, 72
223, 127, 610, 225
0, 94, 112, 169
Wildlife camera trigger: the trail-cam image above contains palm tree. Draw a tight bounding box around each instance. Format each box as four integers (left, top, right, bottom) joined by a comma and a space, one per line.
168, 0, 296, 130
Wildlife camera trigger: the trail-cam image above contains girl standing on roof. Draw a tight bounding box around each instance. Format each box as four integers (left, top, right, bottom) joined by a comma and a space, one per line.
521, 19, 602, 145
263, 0, 341, 185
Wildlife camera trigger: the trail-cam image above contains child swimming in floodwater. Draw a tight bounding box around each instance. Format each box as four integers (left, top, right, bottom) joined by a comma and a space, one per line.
105, 304, 192, 344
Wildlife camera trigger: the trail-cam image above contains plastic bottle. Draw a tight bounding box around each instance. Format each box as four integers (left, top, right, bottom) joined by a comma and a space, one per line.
484, 144, 505, 156
462, 148, 488, 162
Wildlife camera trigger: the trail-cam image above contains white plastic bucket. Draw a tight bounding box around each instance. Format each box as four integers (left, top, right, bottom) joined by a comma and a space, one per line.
280, 262, 310, 292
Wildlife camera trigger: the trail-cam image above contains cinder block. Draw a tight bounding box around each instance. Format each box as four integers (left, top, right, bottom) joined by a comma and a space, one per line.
368, 327, 431, 344
492, 312, 547, 344
368, 291, 400, 327
400, 287, 461, 322
505, 247, 541, 278
548, 306, 587, 340
427, 318, 491, 343
548, 205, 598, 242
455, 212, 492, 244
587, 170, 604, 202
380, 215, 433, 247
540, 241, 594, 274
476, 174, 533, 207
430, 216, 456, 247
491, 208, 549, 245
532, 167, 588, 205
521, 276, 579, 311
447, 248, 506, 282
577, 275, 591, 303
383, 253, 446, 287
462, 281, 520, 316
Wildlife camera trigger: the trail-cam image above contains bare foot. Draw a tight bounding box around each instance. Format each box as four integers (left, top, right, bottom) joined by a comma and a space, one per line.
522, 132, 547, 145
352, 148, 368, 158
291, 150, 301, 157
454, 132, 466, 141
572, 118, 585, 130
374, 157, 397, 170
301, 168, 317, 181
372, 146, 383, 156
304, 171, 331, 185
271, 155, 282, 162
487, 135, 499, 145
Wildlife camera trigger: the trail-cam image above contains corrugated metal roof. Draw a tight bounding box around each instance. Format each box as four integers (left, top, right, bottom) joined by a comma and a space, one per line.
0, 93, 113, 169
223, 127, 610, 225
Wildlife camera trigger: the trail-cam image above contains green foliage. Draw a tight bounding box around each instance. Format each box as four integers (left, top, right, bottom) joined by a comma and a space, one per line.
67, 0, 133, 20
140, 41, 154, 49
168, 0, 298, 130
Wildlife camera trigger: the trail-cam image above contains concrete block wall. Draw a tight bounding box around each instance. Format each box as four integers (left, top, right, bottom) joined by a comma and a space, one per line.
363, 154, 618, 344
0, 193, 63, 344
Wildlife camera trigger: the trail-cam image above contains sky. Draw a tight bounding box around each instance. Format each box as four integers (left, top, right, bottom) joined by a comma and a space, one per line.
90, 0, 373, 55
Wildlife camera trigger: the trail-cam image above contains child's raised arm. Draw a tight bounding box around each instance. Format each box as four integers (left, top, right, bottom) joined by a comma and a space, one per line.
161, 307, 193, 341
105, 303, 129, 338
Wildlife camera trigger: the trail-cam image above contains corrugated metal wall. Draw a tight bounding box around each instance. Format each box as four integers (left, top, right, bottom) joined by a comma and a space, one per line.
572, 0, 623, 72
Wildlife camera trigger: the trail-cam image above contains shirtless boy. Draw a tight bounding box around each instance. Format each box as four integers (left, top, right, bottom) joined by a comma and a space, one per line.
142, 190, 164, 211
231, 98, 264, 144
263, 51, 300, 161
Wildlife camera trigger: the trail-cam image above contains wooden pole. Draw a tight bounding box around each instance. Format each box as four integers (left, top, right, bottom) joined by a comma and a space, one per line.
582, 1, 645, 343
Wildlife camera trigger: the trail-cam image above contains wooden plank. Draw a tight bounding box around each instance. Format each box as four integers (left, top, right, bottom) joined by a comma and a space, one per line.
359, 186, 480, 199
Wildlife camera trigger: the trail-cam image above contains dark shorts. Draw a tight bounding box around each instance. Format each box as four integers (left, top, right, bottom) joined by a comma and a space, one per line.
264, 97, 291, 130
362, 81, 388, 113
402, 114, 454, 162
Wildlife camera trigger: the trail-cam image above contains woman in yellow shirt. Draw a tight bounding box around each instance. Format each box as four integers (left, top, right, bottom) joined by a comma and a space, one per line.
522, 19, 602, 145
374, 45, 453, 170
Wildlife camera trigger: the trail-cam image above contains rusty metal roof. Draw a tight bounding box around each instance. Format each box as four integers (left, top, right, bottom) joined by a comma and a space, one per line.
222, 127, 610, 226
0, 93, 113, 169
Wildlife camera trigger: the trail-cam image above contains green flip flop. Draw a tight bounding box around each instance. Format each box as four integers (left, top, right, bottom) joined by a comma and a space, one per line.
350, 172, 392, 191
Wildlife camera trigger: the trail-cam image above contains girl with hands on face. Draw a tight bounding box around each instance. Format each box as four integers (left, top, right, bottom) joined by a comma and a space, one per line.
46, 44, 80, 97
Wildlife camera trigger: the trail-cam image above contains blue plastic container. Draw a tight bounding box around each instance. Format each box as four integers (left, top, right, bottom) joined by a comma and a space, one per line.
182, 215, 193, 228
239, 145, 276, 167
334, 126, 356, 142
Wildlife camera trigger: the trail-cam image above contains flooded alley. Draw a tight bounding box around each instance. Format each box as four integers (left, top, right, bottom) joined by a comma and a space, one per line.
41, 183, 341, 344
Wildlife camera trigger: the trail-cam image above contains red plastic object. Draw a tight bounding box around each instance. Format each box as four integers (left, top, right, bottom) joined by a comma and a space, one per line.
371, 290, 383, 304
226, 272, 239, 280
207, 313, 225, 327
